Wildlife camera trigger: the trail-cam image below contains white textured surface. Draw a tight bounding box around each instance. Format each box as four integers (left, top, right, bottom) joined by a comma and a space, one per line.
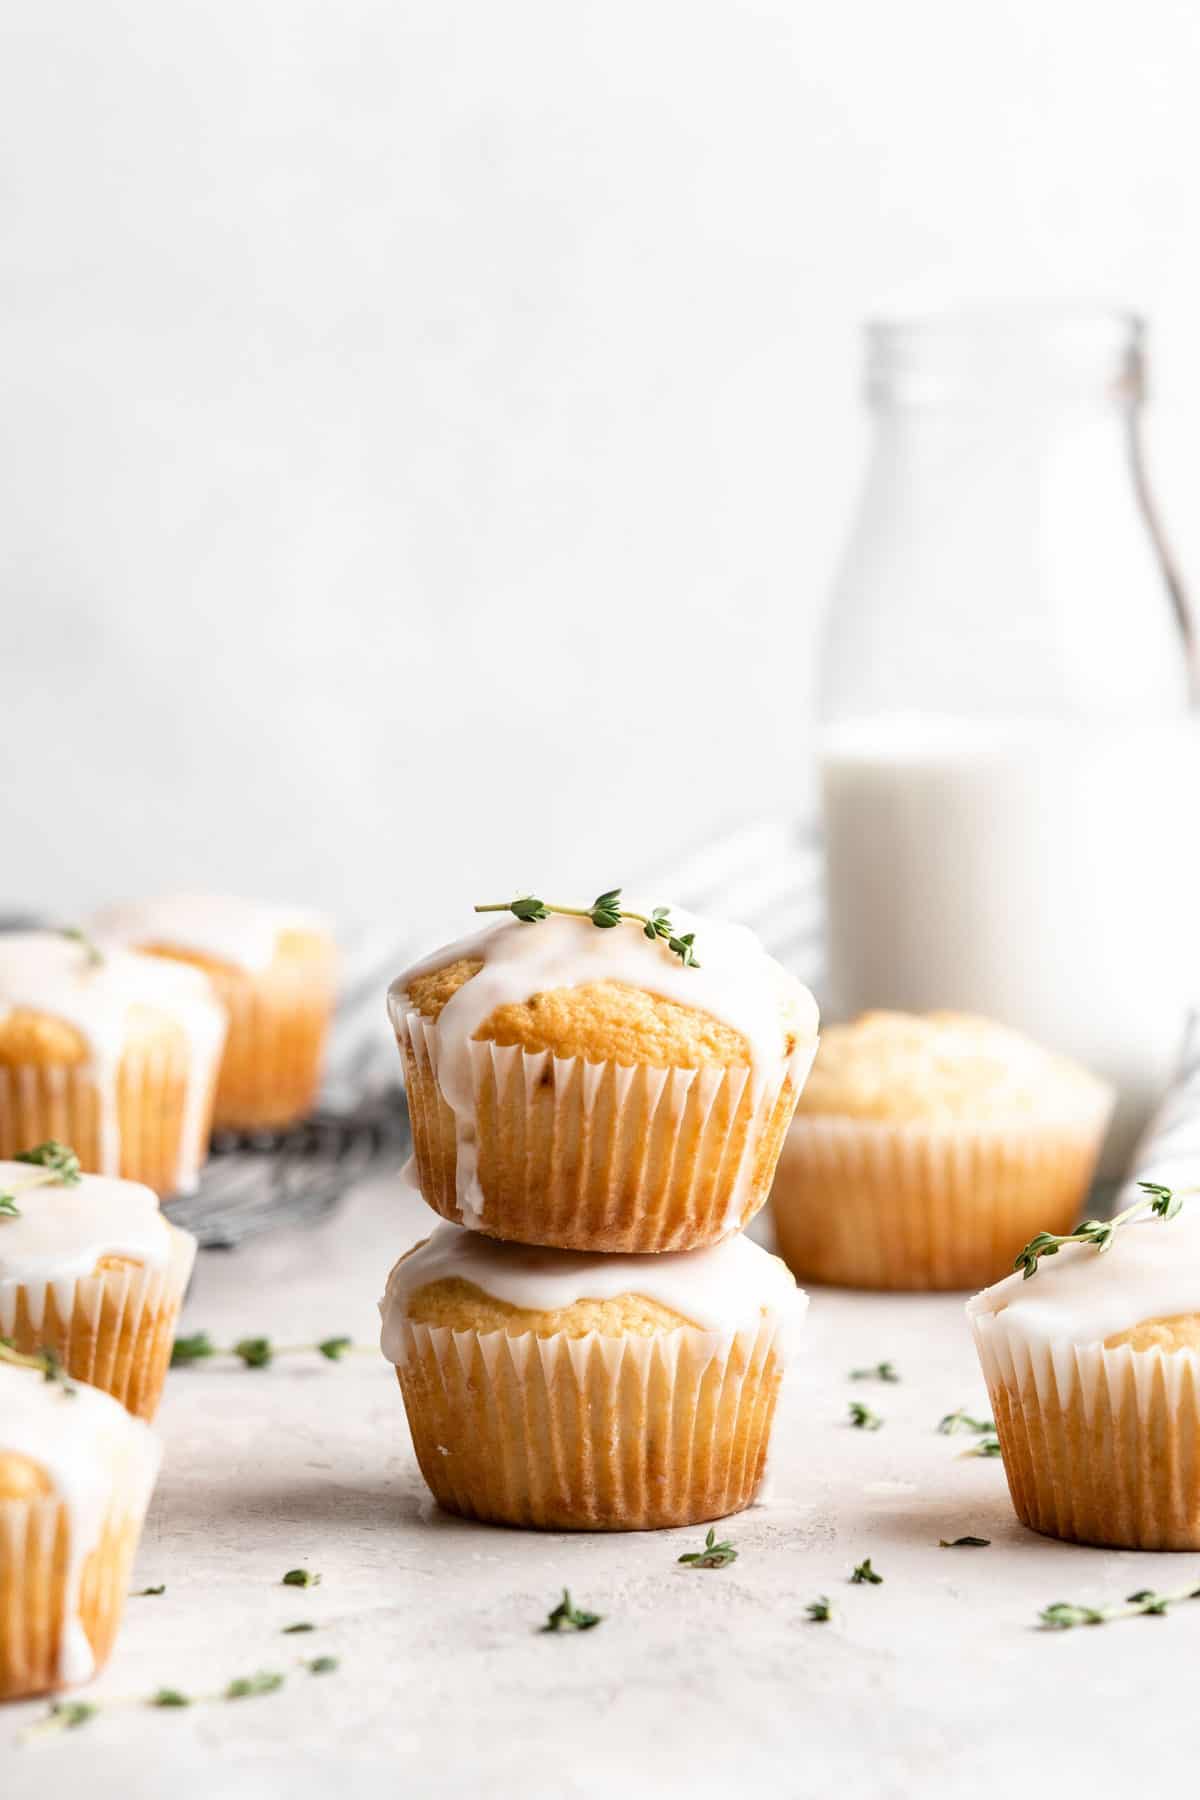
6, 1170, 1200, 1798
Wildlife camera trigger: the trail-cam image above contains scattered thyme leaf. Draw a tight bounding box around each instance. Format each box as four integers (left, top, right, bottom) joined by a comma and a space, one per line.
850, 1558, 883, 1585
151, 1689, 190, 1708
806, 1596, 832, 1622
234, 1336, 273, 1369
475, 895, 699, 967
939, 1536, 991, 1548
225, 1671, 286, 1700
317, 1336, 352, 1361
937, 1409, 994, 1437
0, 1194, 20, 1218
678, 1526, 738, 1569
850, 1361, 899, 1383
26, 1699, 97, 1739
282, 1568, 320, 1588
1014, 1181, 1194, 1280
306, 1656, 339, 1675
282, 1622, 315, 1634
134, 1584, 166, 1596
0, 1339, 76, 1391
540, 1588, 602, 1632
848, 1401, 883, 1431
966, 1435, 1002, 1459
170, 1332, 215, 1367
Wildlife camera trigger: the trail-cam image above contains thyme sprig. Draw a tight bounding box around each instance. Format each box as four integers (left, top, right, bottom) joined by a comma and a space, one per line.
850, 1361, 900, 1383
1039, 1579, 1200, 1630
1014, 1180, 1192, 1280
0, 1140, 84, 1217
59, 926, 104, 968
678, 1527, 738, 1570
171, 1333, 357, 1369
21, 1669, 300, 1741
475, 890, 700, 968
0, 1338, 77, 1394
540, 1589, 602, 1633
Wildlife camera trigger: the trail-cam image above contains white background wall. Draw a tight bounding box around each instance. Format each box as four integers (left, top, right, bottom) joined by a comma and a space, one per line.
3, 1, 1199, 938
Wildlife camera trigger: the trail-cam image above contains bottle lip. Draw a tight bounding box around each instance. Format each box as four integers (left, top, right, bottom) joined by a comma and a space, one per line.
866, 303, 1145, 407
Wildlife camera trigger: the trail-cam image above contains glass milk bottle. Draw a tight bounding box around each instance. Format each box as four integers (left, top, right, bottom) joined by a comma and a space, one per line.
820, 307, 1199, 1171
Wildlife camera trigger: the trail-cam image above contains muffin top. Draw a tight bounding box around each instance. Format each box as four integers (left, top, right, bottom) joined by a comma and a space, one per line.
379, 1221, 806, 1357
392, 906, 818, 1082
0, 1354, 161, 1680
968, 1194, 1200, 1352
0, 1156, 181, 1298
90, 894, 331, 976
797, 1011, 1111, 1125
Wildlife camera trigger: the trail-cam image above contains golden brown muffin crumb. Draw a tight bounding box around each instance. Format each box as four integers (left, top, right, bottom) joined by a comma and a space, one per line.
1105, 1313, 1200, 1353
0, 1452, 53, 1502
405, 1275, 702, 1338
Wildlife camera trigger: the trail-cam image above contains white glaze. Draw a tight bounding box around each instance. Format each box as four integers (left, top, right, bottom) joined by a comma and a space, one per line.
0, 932, 226, 1192
968, 1049, 1200, 1352
89, 893, 326, 975
388, 908, 817, 1223
379, 1220, 808, 1362
0, 1362, 160, 1683
0, 1164, 170, 1333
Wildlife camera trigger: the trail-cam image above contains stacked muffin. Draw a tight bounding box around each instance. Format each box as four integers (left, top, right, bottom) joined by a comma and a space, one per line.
379, 899, 819, 1530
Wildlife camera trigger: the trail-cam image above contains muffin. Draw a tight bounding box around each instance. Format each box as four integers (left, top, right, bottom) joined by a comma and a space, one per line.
0, 1351, 161, 1699
380, 1222, 807, 1530
90, 896, 336, 1131
0, 1150, 196, 1419
389, 907, 818, 1252
0, 932, 226, 1196
770, 1011, 1113, 1291
969, 1196, 1200, 1549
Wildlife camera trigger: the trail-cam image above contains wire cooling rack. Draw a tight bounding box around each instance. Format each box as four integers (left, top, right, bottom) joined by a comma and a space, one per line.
163, 1089, 409, 1249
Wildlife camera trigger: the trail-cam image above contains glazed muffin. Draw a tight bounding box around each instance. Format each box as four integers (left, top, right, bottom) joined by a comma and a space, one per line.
969, 1193, 1200, 1549
90, 896, 336, 1132
389, 906, 818, 1252
0, 1352, 161, 1699
0, 1149, 196, 1419
771, 1011, 1113, 1291
0, 932, 226, 1196
380, 1222, 806, 1530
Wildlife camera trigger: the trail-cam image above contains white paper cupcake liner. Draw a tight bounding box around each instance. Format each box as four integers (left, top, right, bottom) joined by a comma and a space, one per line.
969, 1303, 1200, 1549
395, 1004, 814, 1252
772, 1106, 1111, 1291
0, 1226, 196, 1420
0, 1434, 160, 1697
387, 1313, 791, 1530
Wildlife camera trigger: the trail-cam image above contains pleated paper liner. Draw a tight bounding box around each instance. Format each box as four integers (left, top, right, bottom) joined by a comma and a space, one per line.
0, 1475, 158, 1701
970, 1306, 1200, 1550
0, 1227, 196, 1421
200, 948, 336, 1132
0, 1039, 218, 1197
771, 1105, 1111, 1291
395, 1004, 815, 1253
389, 1315, 788, 1530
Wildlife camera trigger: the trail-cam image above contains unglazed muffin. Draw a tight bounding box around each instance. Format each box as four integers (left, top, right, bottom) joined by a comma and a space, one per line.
0, 1353, 161, 1699
389, 907, 818, 1252
771, 1011, 1113, 1291
379, 1222, 807, 1530
969, 1196, 1200, 1549
0, 932, 226, 1196
0, 1150, 196, 1419
90, 896, 336, 1131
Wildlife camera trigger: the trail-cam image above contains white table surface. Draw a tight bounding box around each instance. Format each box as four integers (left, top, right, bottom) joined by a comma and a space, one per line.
5, 1167, 1197, 1800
